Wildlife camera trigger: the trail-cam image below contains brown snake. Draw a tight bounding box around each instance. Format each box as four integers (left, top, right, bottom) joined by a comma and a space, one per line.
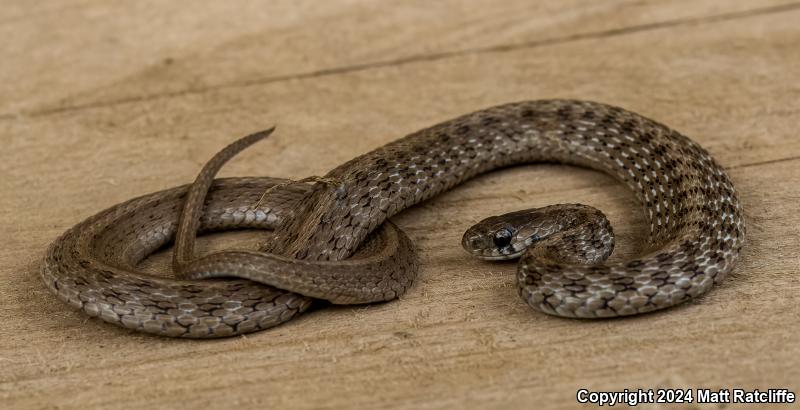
41, 100, 745, 338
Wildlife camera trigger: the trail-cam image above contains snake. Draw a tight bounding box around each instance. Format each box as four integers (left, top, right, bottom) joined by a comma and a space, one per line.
41, 99, 745, 338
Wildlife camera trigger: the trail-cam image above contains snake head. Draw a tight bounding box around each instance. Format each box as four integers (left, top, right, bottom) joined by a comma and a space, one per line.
462, 204, 615, 263
462, 214, 528, 261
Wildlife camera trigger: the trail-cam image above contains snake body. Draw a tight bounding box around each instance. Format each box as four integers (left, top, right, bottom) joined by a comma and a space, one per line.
42, 100, 745, 337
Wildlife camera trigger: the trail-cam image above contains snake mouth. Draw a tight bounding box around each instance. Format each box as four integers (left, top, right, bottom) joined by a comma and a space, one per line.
468, 247, 524, 261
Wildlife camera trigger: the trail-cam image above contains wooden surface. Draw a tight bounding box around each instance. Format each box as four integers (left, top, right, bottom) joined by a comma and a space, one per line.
2, 1, 799, 409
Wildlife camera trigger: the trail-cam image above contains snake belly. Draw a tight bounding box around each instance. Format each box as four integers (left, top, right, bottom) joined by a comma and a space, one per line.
259, 99, 745, 318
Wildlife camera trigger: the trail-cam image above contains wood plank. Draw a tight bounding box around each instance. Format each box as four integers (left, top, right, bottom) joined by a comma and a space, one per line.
1, 1, 799, 409
1, 0, 797, 114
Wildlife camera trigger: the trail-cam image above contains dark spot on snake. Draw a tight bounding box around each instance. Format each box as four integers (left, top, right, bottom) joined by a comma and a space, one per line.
626, 260, 643, 268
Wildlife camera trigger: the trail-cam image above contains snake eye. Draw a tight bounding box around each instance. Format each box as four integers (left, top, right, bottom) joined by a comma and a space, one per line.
492, 228, 513, 248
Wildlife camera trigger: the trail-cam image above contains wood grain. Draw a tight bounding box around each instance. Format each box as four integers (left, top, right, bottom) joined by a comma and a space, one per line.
1, 1, 798, 409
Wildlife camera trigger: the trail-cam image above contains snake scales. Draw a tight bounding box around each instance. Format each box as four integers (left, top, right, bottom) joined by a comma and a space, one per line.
41, 100, 745, 338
